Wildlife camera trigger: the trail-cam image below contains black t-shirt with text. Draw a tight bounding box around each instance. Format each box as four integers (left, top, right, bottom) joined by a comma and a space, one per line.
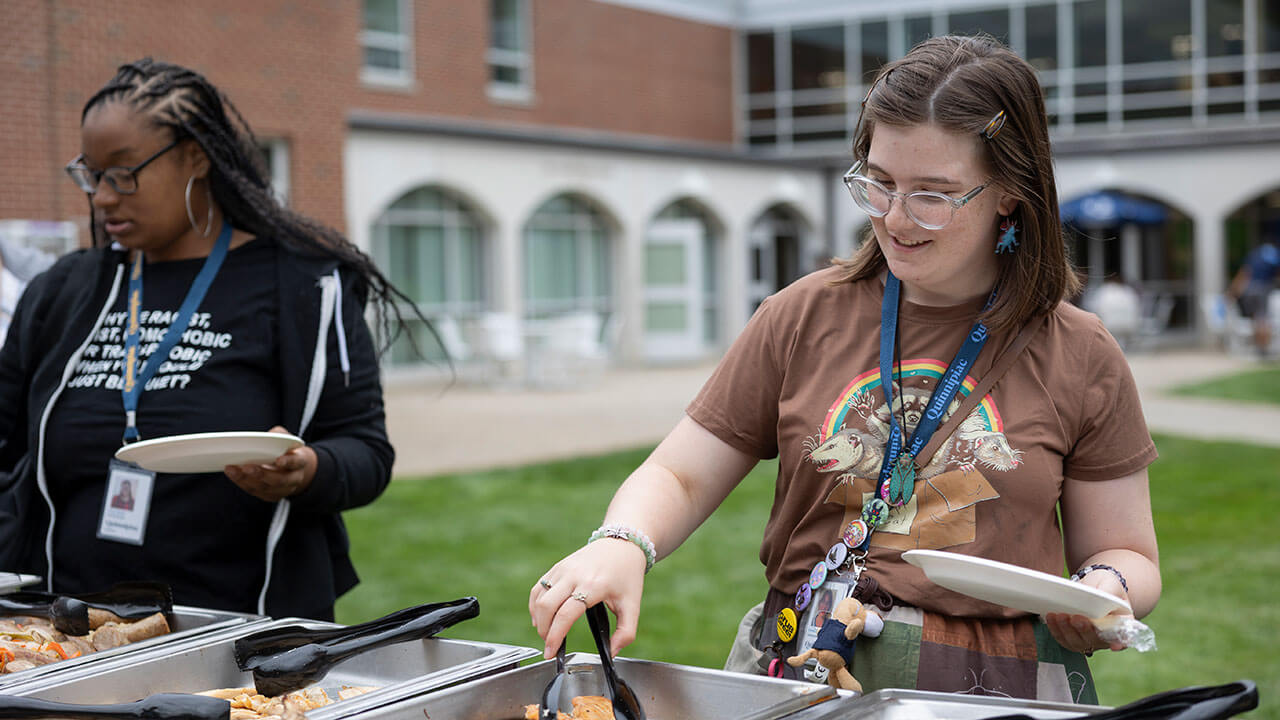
44, 238, 282, 613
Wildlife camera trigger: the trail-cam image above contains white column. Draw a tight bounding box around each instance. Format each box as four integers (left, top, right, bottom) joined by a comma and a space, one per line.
1121, 223, 1142, 285
493, 216, 523, 318
1193, 209, 1226, 335
617, 217, 646, 365
721, 215, 752, 337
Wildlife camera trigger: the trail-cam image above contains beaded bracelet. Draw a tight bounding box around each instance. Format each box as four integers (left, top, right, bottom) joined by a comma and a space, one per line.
1070, 563, 1129, 593
590, 524, 656, 573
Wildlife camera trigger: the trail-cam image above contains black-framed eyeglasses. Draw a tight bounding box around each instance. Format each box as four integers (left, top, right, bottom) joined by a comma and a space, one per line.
64, 139, 179, 195
843, 161, 990, 230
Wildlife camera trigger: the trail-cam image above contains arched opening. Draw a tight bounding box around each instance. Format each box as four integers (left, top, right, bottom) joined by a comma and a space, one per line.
1062, 189, 1194, 344
748, 203, 812, 314
643, 198, 725, 361
1220, 189, 1280, 354
371, 185, 491, 367
522, 193, 617, 319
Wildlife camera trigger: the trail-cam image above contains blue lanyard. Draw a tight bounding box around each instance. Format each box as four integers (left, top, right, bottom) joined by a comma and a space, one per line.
121, 223, 232, 443
876, 272, 994, 505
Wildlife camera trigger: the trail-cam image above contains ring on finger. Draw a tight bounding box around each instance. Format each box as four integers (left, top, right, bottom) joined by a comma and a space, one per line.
570, 590, 589, 605
539, 578, 553, 590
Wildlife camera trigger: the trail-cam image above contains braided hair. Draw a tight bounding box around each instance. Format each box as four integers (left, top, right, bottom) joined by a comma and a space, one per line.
81, 58, 437, 359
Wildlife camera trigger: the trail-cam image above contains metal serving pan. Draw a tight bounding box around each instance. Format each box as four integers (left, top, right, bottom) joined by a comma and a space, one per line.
334, 652, 840, 720
4, 617, 539, 718
800, 687, 1106, 720
0, 573, 42, 594
0, 605, 263, 689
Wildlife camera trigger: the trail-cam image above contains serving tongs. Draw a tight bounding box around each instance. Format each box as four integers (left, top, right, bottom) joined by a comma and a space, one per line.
538, 640, 569, 719
585, 603, 646, 720
234, 597, 480, 697
0, 693, 228, 720
0, 581, 173, 636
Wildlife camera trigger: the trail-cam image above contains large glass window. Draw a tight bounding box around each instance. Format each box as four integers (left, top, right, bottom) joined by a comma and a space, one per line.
361, 0, 411, 85
860, 20, 890, 82
656, 200, 721, 344
746, 31, 777, 147
1259, 0, 1280, 100
524, 195, 613, 318
903, 16, 933, 54
791, 25, 846, 143
1122, 0, 1192, 121
490, 0, 532, 100
1025, 4, 1059, 71
948, 9, 1010, 43
373, 187, 488, 365
1207, 0, 1246, 114
1073, 0, 1109, 125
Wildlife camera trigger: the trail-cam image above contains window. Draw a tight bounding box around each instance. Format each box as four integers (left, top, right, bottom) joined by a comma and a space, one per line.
489, 0, 532, 101
860, 20, 889, 82
256, 139, 289, 206
524, 195, 612, 318
948, 9, 1010, 43
362, 0, 412, 85
791, 25, 847, 143
1024, 4, 1059, 72
373, 187, 488, 365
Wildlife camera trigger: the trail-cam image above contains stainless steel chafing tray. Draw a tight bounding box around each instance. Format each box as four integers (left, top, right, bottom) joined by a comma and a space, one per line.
329, 652, 840, 720
4, 617, 539, 718
800, 687, 1106, 720
0, 605, 263, 689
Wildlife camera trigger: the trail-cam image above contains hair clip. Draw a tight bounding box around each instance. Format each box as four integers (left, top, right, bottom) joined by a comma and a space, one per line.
982, 110, 1007, 140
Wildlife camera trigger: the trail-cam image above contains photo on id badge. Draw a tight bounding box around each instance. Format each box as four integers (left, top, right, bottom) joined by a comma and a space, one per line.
799, 579, 856, 652
98, 460, 155, 545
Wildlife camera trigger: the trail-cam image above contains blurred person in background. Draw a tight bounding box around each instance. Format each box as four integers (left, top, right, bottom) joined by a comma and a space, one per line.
0, 58, 423, 620
1227, 237, 1280, 358
530, 35, 1159, 703
0, 237, 56, 347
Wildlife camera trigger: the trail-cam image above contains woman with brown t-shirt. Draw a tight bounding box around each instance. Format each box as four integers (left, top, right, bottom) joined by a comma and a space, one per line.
530, 35, 1159, 703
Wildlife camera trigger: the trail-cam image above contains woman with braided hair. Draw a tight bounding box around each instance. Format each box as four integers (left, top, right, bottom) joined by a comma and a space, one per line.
0, 58, 413, 619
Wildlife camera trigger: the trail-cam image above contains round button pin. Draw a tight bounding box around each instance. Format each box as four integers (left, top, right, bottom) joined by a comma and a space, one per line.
842, 519, 869, 548
824, 542, 848, 570
862, 498, 890, 527
808, 561, 828, 589
776, 608, 798, 642
794, 582, 812, 612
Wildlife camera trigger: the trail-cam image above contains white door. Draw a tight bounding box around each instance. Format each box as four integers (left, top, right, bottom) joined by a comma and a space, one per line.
643, 220, 704, 360
748, 221, 775, 314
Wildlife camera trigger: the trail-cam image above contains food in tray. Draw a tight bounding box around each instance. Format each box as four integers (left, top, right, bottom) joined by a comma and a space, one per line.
198, 686, 376, 720
0, 611, 170, 674
523, 695, 613, 720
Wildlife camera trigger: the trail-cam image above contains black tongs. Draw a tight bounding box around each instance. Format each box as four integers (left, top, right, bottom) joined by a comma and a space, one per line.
0, 581, 173, 637
0, 693, 227, 720
584, 603, 646, 720
234, 597, 480, 697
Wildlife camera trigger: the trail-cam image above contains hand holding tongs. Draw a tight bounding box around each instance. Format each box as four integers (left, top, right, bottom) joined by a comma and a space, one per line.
0, 694, 228, 720
234, 597, 480, 697
584, 603, 646, 720
0, 581, 173, 636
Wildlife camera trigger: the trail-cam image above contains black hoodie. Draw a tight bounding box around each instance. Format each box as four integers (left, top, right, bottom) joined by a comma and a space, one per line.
0, 239, 393, 620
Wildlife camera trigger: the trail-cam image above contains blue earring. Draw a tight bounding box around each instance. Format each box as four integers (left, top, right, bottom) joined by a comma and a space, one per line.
996, 218, 1019, 254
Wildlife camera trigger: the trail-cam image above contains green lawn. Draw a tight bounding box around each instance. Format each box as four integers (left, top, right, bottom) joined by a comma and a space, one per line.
1170, 365, 1280, 406
337, 435, 1277, 717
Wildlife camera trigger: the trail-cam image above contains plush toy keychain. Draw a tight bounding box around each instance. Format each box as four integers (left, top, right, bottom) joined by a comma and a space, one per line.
786, 597, 884, 693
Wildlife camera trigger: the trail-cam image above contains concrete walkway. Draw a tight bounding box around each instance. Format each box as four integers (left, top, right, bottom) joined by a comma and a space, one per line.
382, 350, 1279, 478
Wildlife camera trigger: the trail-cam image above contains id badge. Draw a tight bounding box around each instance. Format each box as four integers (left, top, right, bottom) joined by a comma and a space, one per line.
796, 577, 858, 654
97, 459, 155, 546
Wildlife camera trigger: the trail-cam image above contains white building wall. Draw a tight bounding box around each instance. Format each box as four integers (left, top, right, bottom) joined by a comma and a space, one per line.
344, 130, 827, 363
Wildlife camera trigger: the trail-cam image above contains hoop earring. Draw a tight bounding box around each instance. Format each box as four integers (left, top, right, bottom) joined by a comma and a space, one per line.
184, 175, 214, 237
995, 218, 1019, 254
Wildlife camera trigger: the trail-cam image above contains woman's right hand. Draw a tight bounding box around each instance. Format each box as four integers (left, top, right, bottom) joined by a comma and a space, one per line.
529, 536, 649, 659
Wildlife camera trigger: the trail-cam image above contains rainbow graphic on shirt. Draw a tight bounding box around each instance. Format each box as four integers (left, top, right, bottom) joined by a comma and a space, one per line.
820, 358, 1003, 441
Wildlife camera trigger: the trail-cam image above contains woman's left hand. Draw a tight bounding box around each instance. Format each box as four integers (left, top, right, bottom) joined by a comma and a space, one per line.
223, 426, 316, 502
1044, 569, 1130, 654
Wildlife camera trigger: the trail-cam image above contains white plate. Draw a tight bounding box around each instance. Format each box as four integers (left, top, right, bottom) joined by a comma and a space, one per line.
115, 431, 304, 474
902, 549, 1131, 618
0, 573, 42, 594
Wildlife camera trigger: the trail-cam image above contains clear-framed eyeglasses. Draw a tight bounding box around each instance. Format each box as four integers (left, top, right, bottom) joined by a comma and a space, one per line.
64, 139, 179, 195
842, 162, 990, 231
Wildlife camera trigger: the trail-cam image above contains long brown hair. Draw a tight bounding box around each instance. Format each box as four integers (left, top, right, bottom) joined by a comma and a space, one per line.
832, 34, 1080, 335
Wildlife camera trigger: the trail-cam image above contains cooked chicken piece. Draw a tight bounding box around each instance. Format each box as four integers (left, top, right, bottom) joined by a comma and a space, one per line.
2, 659, 36, 673
89, 625, 128, 650
119, 612, 170, 642
61, 635, 95, 657
523, 696, 612, 720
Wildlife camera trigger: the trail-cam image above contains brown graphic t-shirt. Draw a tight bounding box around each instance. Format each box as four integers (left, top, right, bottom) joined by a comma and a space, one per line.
687, 268, 1157, 618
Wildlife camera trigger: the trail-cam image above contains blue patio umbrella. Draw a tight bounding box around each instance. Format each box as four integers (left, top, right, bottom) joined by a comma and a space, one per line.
1060, 190, 1168, 226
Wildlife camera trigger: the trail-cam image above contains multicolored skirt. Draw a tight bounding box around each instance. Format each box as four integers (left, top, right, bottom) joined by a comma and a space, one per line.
725, 595, 1098, 704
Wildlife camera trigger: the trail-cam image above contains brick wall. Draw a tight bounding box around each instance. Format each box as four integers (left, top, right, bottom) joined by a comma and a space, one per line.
2, 0, 734, 238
